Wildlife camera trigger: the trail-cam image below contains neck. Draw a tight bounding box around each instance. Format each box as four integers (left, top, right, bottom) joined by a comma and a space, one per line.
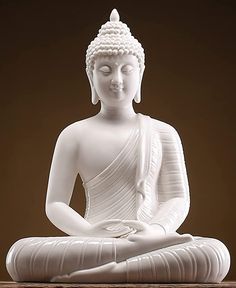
98, 103, 136, 122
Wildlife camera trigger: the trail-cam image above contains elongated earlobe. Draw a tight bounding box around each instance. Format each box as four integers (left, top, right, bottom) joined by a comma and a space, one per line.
91, 87, 99, 105
87, 69, 99, 105
134, 86, 141, 103
134, 66, 145, 104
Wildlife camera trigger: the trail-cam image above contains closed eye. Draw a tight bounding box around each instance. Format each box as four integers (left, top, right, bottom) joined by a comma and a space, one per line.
121, 64, 134, 74
99, 65, 111, 74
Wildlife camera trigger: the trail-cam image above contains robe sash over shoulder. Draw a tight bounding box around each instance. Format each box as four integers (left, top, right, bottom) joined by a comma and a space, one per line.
83, 114, 162, 224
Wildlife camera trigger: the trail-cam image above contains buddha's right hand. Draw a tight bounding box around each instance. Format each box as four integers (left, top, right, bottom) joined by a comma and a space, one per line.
87, 219, 134, 238
122, 220, 193, 245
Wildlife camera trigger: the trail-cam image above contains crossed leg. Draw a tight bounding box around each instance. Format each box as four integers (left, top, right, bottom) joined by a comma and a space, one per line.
51, 237, 230, 283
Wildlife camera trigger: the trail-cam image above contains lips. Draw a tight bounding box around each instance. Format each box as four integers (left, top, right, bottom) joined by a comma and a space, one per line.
110, 84, 124, 92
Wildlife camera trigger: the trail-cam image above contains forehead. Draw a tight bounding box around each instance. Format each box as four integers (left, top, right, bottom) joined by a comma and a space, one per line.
94, 54, 139, 67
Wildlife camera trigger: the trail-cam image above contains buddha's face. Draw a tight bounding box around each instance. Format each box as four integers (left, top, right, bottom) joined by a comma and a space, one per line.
90, 54, 142, 108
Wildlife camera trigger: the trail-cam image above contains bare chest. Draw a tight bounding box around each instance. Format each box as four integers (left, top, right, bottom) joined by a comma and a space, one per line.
77, 125, 134, 182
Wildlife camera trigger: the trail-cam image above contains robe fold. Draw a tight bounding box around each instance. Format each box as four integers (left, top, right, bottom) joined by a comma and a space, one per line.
83, 113, 189, 230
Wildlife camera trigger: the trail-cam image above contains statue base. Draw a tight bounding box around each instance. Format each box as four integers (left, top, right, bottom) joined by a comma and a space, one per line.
0, 282, 236, 288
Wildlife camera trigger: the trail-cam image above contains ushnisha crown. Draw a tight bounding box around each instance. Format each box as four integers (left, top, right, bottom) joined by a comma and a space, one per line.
86, 9, 145, 73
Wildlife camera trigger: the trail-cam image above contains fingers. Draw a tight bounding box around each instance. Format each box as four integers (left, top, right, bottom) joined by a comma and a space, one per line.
105, 227, 132, 238
103, 221, 132, 236
99, 225, 133, 238
158, 233, 193, 248
122, 220, 147, 231
127, 233, 143, 242
91, 219, 138, 238
180, 233, 194, 242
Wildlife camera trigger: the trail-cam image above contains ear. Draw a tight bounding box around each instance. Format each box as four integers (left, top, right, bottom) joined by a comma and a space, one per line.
134, 65, 145, 104
140, 65, 145, 81
86, 69, 94, 88
86, 69, 99, 105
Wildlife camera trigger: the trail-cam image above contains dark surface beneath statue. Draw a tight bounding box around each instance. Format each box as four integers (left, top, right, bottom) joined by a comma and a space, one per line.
1, 281, 236, 288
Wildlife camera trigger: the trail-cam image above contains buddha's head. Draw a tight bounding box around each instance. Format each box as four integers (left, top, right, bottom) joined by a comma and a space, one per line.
86, 9, 145, 106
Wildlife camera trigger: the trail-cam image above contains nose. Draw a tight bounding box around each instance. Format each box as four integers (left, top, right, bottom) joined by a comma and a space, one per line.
111, 69, 123, 86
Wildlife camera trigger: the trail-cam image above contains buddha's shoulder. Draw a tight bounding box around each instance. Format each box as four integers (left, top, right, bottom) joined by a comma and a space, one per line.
148, 116, 181, 140
55, 117, 96, 143
149, 117, 177, 133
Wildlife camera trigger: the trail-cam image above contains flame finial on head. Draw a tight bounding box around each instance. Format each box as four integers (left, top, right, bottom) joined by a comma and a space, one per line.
110, 9, 120, 22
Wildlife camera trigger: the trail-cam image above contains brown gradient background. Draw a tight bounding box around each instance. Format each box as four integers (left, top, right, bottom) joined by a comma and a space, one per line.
0, 0, 235, 282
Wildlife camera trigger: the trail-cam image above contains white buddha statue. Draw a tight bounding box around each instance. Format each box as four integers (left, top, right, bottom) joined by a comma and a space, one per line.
6, 9, 230, 283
